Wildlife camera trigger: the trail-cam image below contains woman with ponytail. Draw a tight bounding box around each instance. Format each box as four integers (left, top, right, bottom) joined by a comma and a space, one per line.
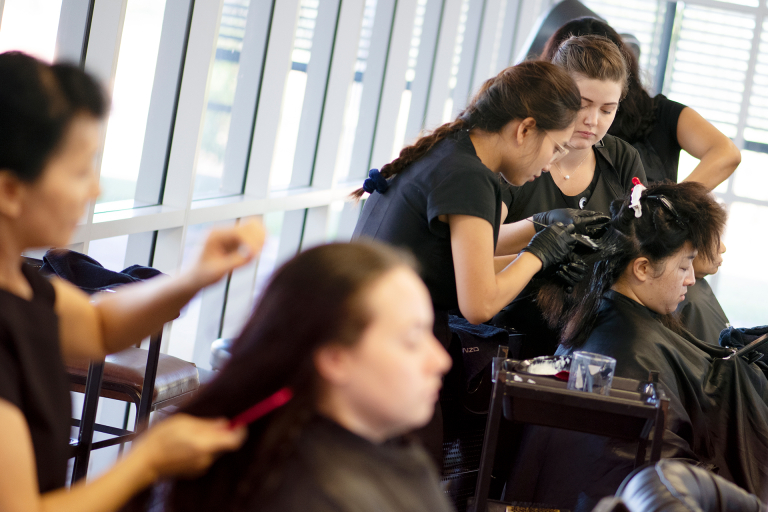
148, 242, 453, 512
503, 182, 768, 511
352, 61, 596, 334
539, 17, 740, 189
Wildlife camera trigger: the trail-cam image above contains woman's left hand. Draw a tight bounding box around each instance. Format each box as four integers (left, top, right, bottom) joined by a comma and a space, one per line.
532, 209, 609, 236
191, 220, 266, 288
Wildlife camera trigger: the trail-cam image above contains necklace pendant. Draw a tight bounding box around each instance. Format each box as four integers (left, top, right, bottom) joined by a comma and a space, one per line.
564, 175, 570, 180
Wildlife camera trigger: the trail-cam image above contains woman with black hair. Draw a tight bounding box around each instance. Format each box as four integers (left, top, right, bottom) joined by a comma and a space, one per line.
352, 61, 598, 333
503, 181, 768, 511
539, 17, 741, 189
0, 52, 263, 512
147, 242, 453, 512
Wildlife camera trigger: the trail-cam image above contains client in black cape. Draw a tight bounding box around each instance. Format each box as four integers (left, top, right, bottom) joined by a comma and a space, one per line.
502, 181, 768, 512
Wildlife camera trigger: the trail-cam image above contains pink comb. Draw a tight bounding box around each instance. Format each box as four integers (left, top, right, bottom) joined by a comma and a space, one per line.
229, 387, 293, 429
632, 177, 642, 186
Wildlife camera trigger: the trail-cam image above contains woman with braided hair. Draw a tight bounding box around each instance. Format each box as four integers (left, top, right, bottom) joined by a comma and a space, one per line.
503, 181, 768, 511
352, 61, 605, 337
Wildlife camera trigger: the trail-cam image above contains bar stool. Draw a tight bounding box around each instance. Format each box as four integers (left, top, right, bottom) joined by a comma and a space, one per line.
66, 329, 200, 482
22, 257, 200, 483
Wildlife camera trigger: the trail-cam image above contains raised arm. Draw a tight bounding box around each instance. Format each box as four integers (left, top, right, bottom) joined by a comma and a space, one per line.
56, 221, 265, 359
677, 107, 741, 190
0, 398, 245, 512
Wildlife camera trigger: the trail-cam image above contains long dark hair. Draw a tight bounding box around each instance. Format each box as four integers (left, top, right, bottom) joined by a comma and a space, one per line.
0, 51, 107, 182
155, 242, 414, 511
351, 60, 581, 199
539, 17, 656, 143
538, 181, 727, 348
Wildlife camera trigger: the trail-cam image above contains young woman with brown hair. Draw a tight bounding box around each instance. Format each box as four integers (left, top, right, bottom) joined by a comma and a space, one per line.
494, 35, 645, 358
352, 61, 596, 334
539, 17, 740, 189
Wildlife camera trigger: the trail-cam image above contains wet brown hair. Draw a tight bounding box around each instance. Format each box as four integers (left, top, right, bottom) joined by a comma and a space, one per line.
350, 60, 581, 199
540, 17, 656, 143
538, 181, 727, 348
550, 34, 629, 99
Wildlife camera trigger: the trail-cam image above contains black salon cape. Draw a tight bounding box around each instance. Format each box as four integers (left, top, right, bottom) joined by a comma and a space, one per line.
677, 278, 730, 346
259, 416, 454, 512
503, 291, 768, 512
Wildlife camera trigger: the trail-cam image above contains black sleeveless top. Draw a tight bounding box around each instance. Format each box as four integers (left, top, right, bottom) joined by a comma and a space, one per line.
0, 264, 70, 492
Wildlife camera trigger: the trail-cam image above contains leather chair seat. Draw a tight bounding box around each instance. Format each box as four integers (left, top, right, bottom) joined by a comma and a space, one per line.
67, 348, 199, 407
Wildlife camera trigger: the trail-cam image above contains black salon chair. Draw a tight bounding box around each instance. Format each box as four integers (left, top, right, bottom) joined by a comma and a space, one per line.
516, 0, 602, 62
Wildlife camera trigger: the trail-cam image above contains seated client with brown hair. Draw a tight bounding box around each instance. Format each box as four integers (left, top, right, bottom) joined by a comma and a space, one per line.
136, 242, 454, 512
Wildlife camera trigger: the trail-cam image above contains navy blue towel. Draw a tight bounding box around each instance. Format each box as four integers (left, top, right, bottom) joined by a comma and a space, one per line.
448, 315, 508, 384
41, 248, 163, 294
719, 324, 768, 350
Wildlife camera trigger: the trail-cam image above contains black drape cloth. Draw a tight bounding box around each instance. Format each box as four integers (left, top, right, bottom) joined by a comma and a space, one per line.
677, 278, 730, 346
618, 460, 765, 512
41, 248, 162, 293
504, 291, 768, 512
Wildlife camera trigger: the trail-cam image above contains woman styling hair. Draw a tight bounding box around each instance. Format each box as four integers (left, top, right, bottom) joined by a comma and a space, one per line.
145, 242, 453, 512
352, 61, 594, 331
505, 182, 768, 511
494, 35, 644, 357
539, 17, 741, 189
0, 52, 263, 512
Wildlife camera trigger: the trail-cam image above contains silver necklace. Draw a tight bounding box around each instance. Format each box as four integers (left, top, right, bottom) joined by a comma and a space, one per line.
554, 152, 589, 180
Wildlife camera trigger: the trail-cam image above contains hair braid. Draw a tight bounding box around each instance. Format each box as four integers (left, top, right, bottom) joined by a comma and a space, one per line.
350, 118, 468, 200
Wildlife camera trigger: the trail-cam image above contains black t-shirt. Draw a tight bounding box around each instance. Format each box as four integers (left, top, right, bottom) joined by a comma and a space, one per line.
677, 278, 730, 346
352, 130, 502, 312
632, 94, 687, 183
504, 134, 647, 222
0, 264, 70, 493
260, 416, 454, 512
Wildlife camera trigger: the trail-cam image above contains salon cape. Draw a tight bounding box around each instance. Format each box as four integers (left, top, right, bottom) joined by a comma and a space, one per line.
504, 290, 768, 512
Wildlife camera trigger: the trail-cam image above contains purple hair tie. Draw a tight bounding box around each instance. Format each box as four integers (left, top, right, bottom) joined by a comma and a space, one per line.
362, 168, 389, 194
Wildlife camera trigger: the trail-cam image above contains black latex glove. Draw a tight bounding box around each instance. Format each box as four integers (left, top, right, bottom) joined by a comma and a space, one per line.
532, 208, 610, 237
521, 222, 579, 270
555, 254, 590, 293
